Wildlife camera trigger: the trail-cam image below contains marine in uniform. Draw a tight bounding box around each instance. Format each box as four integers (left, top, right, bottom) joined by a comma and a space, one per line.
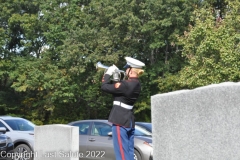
101, 57, 145, 160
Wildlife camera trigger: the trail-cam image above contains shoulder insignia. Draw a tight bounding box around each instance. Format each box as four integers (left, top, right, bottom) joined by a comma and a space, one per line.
114, 82, 121, 88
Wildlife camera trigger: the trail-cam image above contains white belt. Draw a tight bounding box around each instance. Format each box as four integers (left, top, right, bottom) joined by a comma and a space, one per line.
113, 101, 133, 110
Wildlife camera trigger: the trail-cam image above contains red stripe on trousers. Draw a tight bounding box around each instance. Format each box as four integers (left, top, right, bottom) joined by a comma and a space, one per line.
117, 126, 125, 160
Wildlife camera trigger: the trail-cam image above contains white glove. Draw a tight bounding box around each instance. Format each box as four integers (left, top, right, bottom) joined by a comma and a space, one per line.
112, 64, 119, 71
105, 65, 118, 76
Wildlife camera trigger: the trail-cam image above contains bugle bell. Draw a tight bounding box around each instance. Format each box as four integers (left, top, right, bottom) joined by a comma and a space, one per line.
96, 62, 126, 81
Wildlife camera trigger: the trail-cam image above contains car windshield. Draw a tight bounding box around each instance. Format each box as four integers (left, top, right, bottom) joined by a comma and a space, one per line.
142, 123, 152, 131
4, 119, 35, 131
134, 125, 152, 136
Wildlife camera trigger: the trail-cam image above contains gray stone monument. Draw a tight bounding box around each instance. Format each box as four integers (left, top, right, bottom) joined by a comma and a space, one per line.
34, 124, 79, 160
151, 82, 240, 160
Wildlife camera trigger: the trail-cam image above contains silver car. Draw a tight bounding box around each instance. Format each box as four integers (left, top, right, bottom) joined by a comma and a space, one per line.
68, 119, 153, 160
0, 116, 35, 160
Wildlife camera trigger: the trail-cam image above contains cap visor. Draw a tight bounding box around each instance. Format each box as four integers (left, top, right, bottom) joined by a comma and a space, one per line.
123, 64, 131, 69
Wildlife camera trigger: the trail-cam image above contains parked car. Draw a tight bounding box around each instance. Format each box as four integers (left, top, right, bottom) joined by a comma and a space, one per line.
135, 122, 152, 133
134, 124, 152, 137
0, 127, 14, 160
0, 116, 35, 160
68, 119, 153, 160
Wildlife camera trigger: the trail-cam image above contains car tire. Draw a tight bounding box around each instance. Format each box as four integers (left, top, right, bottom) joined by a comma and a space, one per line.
14, 144, 33, 160
134, 149, 141, 160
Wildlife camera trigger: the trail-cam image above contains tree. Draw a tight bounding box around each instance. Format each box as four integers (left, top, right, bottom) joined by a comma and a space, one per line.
37, 0, 196, 122
176, 0, 240, 89
0, 0, 199, 123
0, 0, 47, 122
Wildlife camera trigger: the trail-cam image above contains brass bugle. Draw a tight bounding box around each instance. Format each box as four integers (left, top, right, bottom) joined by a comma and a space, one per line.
96, 62, 125, 73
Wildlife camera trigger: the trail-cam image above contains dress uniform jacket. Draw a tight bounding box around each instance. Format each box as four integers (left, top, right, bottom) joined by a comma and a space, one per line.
101, 74, 141, 128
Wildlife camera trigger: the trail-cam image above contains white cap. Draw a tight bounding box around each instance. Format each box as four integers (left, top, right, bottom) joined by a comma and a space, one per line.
124, 57, 145, 69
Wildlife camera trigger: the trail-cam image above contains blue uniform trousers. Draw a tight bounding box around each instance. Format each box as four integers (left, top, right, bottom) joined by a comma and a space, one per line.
112, 124, 135, 160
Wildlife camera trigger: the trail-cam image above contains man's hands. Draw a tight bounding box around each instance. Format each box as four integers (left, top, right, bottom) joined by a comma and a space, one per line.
105, 65, 119, 76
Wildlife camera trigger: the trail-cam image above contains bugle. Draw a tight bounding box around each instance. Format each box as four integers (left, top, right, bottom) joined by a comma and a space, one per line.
96, 62, 126, 81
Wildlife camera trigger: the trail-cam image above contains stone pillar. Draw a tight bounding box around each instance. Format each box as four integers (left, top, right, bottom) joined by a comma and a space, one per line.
34, 124, 79, 160
151, 82, 240, 160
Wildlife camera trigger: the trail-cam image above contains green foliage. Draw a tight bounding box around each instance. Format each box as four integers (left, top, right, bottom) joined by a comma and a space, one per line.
177, 0, 240, 88
2, 0, 234, 124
